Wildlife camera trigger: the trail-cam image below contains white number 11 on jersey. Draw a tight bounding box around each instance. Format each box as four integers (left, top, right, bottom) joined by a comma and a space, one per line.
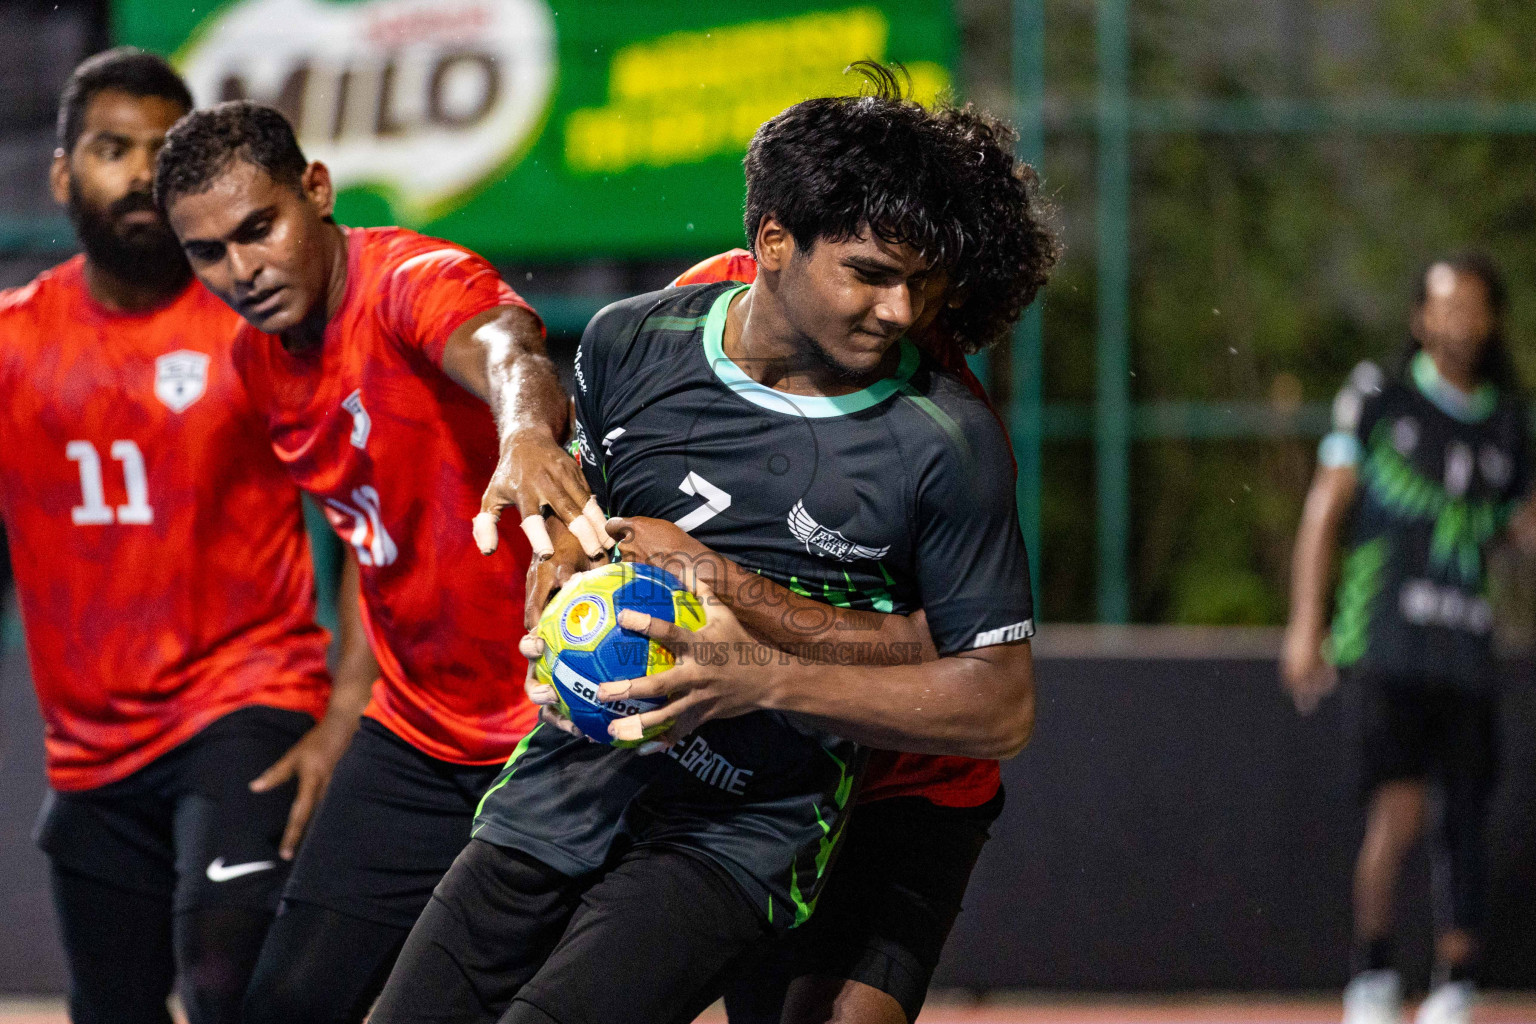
67, 440, 154, 525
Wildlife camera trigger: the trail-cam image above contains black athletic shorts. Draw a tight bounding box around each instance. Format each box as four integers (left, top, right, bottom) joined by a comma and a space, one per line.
1349, 672, 1498, 803
278, 716, 504, 929
371, 837, 772, 1024
726, 789, 1004, 1024
34, 705, 313, 913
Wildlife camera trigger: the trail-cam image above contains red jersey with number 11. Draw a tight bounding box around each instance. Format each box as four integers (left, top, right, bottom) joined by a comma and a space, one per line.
0, 259, 330, 791
232, 227, 539, 765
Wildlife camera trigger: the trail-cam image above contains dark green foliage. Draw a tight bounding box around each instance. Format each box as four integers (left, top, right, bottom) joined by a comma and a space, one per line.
960, 0, 1536, 621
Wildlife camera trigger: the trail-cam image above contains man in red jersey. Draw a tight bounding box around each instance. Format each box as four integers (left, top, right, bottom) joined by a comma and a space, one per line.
523, 91, 1055, 1024
155, 101, 603, 1023
0, 50, 376, 1024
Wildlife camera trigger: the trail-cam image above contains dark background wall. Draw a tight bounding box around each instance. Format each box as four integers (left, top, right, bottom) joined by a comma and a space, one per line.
931, 632, 1536, 993
5, 628, 1534, 995
0, 628, 62, 994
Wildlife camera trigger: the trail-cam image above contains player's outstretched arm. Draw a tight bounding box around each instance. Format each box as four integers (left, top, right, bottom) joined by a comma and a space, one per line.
606, 515, 937, 661
440, 304, 611, 560
1281, 464, 1356, 714
602, 578, 1035, 760
250, 550, 378, 859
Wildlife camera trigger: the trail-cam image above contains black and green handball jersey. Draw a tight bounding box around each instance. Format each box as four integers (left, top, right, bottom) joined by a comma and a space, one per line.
1322, 353, 1531, 688
472, 282, 1033, 930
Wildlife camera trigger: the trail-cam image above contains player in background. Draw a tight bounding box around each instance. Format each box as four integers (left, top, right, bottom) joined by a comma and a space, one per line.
599, 99, 1049, 1024
369, 78, 1037, 1024
154, 101, 604, 1024
1282, 256, 1536, 1024
0, 49, 377, 1024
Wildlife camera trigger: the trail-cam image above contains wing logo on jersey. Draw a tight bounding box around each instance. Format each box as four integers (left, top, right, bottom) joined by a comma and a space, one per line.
324, 485, 398, 567
787, 501, 890, 562
154, 351, 210, 413
342, 389, 371, 449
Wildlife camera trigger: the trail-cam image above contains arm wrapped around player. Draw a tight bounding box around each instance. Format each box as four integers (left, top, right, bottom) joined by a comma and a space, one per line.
523, 515, 943, 747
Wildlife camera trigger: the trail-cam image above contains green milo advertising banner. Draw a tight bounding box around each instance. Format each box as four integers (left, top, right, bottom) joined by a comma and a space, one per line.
114, 0, 956, 258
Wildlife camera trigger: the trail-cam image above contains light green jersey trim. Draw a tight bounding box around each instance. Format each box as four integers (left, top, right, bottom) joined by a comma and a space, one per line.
470, 725, 543, 835
701, 285, 920, 418
898, 381, 972, 455
649, 314, 706, 333
1411, 351, 1497, 423
1328, 537, 1388, 667
786, 748, 855, 927
1318, 431, 1362, 468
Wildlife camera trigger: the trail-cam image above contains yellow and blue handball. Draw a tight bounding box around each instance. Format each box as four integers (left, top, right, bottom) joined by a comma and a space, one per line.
534, 561, 706, 747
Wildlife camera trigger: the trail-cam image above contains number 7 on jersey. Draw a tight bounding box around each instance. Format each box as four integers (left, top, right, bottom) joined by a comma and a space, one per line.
675, 471, 732, 533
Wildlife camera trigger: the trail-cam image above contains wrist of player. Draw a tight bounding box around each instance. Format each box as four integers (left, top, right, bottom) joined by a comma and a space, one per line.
499, 423, 562, 457
494, 435, 608, 557
746, 651, 794, 714
313, 706, 364, 746
1286, 603, 1329, 636
1282, 619, 1324, 653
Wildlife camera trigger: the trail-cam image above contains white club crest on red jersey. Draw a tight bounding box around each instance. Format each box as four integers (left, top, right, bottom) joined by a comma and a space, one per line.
154, 350, 210, 413
342, 389, 371, 449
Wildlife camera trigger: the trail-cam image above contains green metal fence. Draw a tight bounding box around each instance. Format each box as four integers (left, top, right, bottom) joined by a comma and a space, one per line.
1005, 0, 1536, 623
10, 0, 1530, 623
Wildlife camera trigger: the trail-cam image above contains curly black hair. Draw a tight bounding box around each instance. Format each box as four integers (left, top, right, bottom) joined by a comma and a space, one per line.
58, 47, 193, 156
744, 61, 1058, 353
929, 103, 1058, 353
154, 101, 308, 214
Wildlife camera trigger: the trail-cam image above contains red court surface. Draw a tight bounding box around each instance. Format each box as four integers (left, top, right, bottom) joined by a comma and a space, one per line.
3, 995, 1534, 1023
698, 995, 1536, 1023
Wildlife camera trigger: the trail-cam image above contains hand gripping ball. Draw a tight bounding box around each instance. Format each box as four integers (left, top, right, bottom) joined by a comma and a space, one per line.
533, 561, 706, 746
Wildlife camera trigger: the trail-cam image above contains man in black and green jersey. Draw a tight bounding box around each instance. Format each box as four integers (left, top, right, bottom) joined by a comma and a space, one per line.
1319, 355, 1527, 688
370, 83, 1035, 1024
1283, 255, 1536, 1024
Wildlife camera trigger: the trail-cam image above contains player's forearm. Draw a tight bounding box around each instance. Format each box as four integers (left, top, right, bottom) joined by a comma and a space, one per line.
323, 552, 377, 727
485, 308, 567, 446
464, 308, 603, 556
1287, 471, 1352, 635
442, 305, 567, 443
614, 518, 930, 659
760, 644, 1035, 759
491, 349, 567, 452
327, 646, 377, 725
697, 552, 933, 663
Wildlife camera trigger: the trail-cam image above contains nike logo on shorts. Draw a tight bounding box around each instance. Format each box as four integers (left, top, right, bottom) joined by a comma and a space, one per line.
205, 857, 277, 883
